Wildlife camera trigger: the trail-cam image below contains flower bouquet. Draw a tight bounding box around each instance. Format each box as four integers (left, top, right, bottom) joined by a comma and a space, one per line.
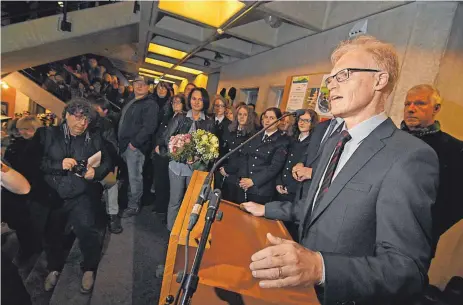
168, 130, 219, 171
168, 133, 195, 163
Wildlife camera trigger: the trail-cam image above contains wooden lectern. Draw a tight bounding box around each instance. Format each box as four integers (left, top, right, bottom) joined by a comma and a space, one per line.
159, 171, 320, 305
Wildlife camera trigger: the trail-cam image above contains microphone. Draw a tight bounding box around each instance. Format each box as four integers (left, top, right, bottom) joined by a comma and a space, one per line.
186, 109, 304, 231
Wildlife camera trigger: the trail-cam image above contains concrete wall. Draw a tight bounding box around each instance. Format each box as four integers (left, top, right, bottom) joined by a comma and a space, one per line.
434, 3, 463, 140
14, 90, 30, 114
217, 2, 459, 126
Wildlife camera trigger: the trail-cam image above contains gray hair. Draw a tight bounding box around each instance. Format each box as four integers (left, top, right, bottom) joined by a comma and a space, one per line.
407, 84, 442, 106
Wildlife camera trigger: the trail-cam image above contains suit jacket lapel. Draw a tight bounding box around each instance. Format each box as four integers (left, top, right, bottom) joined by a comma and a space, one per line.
304, 120, 330, 166
308, 119, 396, 227
299, 133, 339, 232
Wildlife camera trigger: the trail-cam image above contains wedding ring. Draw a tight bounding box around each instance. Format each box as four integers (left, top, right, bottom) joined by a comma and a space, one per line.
278, 267, 283, 278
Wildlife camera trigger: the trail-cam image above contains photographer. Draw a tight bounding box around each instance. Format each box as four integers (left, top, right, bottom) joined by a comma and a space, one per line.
39, 98, 112, 294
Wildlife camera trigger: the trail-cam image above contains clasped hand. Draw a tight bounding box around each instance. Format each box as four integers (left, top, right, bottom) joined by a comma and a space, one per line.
292, 163, 313, 182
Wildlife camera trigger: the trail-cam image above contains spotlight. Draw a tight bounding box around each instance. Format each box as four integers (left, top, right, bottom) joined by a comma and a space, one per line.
214, 52, 223, 61
204, 59, 211, 67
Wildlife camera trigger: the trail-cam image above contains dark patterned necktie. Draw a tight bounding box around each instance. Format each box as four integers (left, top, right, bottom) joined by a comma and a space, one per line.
262, 134, 269, 142
312, 130, 352, 211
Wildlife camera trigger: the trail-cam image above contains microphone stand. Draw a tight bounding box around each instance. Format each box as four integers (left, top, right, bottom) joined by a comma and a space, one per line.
175, 110, 303, 305
180, 189, 222, 305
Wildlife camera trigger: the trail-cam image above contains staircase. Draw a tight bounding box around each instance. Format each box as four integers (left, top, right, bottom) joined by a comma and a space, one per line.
3, 71, 66, 115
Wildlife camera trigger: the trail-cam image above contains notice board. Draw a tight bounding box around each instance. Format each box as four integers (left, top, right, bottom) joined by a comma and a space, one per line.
280, 72, 332, 120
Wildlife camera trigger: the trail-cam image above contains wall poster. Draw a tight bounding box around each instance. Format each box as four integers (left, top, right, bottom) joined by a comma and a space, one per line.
315, 74, 332, 117
285, 76, 309, 112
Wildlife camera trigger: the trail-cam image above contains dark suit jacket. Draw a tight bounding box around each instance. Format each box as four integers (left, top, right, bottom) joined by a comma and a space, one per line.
238, 131, 289, 197
296, 119, 332, 200
276, 134, 312, 196
266, 119, 439, 305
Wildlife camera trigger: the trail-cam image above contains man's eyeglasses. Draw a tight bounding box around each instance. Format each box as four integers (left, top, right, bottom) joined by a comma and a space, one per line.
214, 104, 225, 109
299, 118, 312, 124
325, 68, 381, 86
172, 101, 182, 105
72, 115, 91, 123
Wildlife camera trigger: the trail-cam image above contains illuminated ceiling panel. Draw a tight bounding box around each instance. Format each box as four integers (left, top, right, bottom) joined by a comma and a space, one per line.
164, 74, 186, 80
159, 78, 176, 84
145, 57, 203, 75
139, 68, 163, 76
158, 0, 246, 28
174, 65, 202, 75
148, 43, 187, 60
145, 57, 174, 68
139, 72, 160, 79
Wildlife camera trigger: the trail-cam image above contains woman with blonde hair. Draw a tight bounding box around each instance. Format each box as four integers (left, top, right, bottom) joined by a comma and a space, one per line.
16, 115, 43, 139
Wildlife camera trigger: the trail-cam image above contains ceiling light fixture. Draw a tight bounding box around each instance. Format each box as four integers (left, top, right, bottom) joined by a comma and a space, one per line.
158, 0, 245, 28
139, 67, 163, 76
139, 72, 160, 80
145, 57, 203, 75
148, 43, 187, 60
164, 74, 186, 80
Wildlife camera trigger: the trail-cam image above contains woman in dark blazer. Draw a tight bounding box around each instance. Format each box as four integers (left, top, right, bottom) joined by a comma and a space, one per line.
211, 95, 231, 189
235, 107, 290, 204
218, 104, 256, 202
159, 88, 216, 231
151, 94, 186, 215
275, 109, 319, 202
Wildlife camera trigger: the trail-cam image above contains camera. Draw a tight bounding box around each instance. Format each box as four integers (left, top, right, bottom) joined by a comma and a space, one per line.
71, 160, 88, 177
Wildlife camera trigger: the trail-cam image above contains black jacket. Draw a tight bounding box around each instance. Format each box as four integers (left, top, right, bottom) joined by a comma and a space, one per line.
220, 128, 253, 183
39, 124, 112, 200
212, 116, 232, 158
412, 131, 463, 243
276, 134, 312, 195
92, 114, 119, 169
3, 132, 50, 202
159, 112, 216, 156
118, 95, 159, 154
238, 131, 289, 197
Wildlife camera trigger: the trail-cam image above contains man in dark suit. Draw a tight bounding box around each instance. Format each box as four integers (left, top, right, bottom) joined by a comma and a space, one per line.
242, 36, 439, 305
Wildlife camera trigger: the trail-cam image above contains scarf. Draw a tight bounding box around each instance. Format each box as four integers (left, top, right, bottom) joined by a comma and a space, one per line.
400, 120, 441, 138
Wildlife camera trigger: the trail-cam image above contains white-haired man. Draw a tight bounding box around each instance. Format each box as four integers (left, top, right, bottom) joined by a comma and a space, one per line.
243, 36, 439, 305
401, 84, 463, 252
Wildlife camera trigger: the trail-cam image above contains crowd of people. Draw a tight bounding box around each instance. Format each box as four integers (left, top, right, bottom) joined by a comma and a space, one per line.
1, 35, 462, 305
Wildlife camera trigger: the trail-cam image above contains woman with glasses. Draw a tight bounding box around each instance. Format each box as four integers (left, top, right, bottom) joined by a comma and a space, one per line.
218, 104, 256, 202
275, 109, 319, 203
234, 107, 290, 204
159, 88, 216, 231
151, 94, 186, 216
